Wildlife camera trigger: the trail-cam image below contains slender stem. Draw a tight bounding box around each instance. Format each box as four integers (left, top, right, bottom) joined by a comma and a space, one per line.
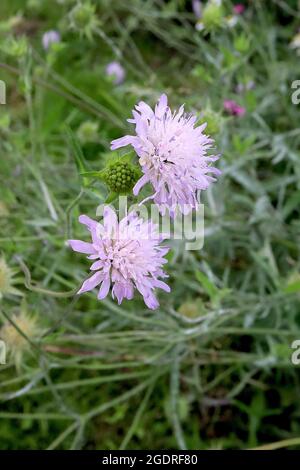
251, 437, 300, 450
17, 256, 77, 298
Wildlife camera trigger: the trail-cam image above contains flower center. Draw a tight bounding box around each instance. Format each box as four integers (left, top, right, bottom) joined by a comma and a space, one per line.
141, 145, 174, 172
102, 239, 138, 273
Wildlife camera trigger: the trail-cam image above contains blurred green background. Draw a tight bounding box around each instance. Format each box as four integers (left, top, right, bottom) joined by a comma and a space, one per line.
1, 0, 300, 450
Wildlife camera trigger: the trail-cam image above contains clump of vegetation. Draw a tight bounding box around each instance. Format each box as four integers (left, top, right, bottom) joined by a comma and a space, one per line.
0, 0, 300, 451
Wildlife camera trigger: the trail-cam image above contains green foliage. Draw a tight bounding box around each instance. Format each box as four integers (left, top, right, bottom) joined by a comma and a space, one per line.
0, 0, 300, 452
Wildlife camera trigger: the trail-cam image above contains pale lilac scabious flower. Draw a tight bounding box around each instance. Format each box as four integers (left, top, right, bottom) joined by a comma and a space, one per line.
68, 207, 170, 310
105, 61, 125, 85
236, 80, 255, 93
42, 30, 60, 50
223, 99, 246, 117
111, 94, 220, 216
192, 0, 202, 18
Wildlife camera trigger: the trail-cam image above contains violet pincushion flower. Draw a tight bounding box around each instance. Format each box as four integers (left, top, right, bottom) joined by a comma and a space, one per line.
42, 30, 61, 50
111, 94, 220, 216
68, 206, 170, 310
233, 4, 245, 15
223, 99, 246, 117
105, 61, 125, 85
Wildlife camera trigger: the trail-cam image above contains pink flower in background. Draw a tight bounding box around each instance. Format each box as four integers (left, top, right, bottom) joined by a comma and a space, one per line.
223, 99, 246, 117
42, 30, 60, 50
105, 61, 125, 85
111, 94, 220, 216
233, 4, 245, 15
68, 207, 170, 309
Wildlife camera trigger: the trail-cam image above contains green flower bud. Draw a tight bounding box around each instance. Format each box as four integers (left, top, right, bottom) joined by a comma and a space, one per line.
178, 299, 206, 318
234, 34, 251, 54
1, 36, 28, 58
69, 1, 98, 38
77, 121, 99, 144
0, 15, 23, 33
201, 0, 224, 32
103, 161, 140, 194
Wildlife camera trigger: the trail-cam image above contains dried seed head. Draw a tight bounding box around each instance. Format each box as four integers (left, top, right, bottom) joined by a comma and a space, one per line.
0, 258, 21, 300
0, 311, 39, 368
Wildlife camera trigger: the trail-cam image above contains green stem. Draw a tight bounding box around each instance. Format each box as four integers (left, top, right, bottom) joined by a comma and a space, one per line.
17, 257, 76, 298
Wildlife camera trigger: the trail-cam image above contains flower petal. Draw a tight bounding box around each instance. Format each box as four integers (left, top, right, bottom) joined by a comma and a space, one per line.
78, 215, 98, 231
78, 271, 103, 294
136, 101, 154, 119
133, 174, 149, 196
103, 205, 118, 236
110, 135, 134, 150
155, 94, 168, 118
112, 282, 125, 304
98, 277, 111, 299
144, 292, 159, 310
68, 240, 95, 254
79, 215, 104, 244
90, 260, 104, 270
152, 279, 171, 292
